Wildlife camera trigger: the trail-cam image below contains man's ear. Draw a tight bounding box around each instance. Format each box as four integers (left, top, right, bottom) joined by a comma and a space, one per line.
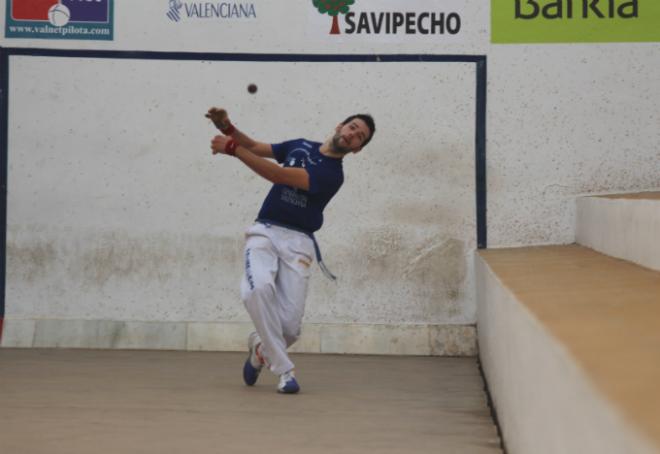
335, 123, 343, 133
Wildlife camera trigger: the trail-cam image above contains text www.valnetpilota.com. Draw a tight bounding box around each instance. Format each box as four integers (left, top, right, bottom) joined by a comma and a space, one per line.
8, 24, 110, 36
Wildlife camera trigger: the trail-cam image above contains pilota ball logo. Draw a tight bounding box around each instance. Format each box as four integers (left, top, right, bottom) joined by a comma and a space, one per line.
48, 3, 71, 27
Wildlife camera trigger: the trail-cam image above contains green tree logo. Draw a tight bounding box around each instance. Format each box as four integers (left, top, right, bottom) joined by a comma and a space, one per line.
312, 0, 355, 35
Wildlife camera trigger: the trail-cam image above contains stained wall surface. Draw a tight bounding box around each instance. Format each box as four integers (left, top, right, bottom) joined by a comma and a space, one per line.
6, 56, 476, 327
1, 0, 658, 351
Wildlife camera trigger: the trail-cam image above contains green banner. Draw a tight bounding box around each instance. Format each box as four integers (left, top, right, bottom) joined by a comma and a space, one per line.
492, 0, 660, 43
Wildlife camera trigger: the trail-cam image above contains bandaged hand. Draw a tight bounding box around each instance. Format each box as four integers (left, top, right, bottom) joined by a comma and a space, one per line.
205, 107, 235, 134
211, 135, 238, 156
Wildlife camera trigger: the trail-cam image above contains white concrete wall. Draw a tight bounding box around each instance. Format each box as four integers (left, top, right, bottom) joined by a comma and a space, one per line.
1, 0, 659, 351
2, 54, 480, 351
488, 44, 660, 246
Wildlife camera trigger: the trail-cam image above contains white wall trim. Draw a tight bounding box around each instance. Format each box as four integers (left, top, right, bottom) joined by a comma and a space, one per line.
1, 318, 477, 356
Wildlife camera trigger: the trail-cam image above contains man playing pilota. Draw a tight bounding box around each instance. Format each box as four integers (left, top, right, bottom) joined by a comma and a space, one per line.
207, 107, 376, 394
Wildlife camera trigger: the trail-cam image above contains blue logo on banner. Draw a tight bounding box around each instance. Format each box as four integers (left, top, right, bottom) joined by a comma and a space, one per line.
166, 1, 257, 22
166, 0, 183, 22
5, 0, 114, 40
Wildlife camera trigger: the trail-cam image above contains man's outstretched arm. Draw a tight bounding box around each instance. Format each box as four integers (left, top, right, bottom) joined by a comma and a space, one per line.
206, 107, 274, 159
211, 135, 309, 191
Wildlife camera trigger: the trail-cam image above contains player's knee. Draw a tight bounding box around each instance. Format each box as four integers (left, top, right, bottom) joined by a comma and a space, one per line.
283, 332, 298, 348
281, 317, 302, 345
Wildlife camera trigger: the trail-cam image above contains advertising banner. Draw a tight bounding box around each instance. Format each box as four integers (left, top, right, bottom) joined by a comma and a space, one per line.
307, 0, 468, 43
492, 0, 660, 43
5, 0, 114, 40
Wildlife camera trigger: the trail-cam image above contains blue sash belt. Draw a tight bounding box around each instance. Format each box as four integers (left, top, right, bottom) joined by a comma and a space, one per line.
255, 218, 337, 281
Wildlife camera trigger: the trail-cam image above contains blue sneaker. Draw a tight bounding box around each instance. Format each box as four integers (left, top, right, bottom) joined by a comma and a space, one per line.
277, 370, 300, 394
243, 332, 263, 386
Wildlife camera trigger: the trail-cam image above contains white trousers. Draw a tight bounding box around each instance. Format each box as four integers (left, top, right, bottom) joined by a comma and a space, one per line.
240, 223, 315, 375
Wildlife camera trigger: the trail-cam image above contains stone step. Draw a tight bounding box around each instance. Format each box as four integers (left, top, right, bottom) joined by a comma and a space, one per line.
577, 192, 660, 272
477, 244, 660, 454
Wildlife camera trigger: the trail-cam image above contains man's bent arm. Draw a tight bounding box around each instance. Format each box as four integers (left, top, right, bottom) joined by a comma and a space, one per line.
229, 128, 274, 159
236, 146, 309, 190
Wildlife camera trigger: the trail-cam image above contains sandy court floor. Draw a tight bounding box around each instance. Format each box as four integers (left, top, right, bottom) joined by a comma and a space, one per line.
0, 349, 501, 454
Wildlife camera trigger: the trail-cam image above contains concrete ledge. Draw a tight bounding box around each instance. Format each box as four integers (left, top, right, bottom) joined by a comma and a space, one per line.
31, 320, 188, 350
476, 247, 660, 454
577, 192, 660, 271
1, 319, 477, 356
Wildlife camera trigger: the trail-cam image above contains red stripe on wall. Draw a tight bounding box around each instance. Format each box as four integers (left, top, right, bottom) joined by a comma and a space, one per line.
12, 0, 58, 21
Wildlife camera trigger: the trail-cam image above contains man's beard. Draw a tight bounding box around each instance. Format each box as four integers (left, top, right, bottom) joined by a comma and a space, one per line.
331, 133, 353, 155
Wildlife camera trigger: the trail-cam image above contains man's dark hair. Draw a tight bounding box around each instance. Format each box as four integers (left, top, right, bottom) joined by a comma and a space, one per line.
342, 114, 376, 148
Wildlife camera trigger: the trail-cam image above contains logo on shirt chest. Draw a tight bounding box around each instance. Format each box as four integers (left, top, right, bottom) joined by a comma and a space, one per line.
286, 146, 323, 169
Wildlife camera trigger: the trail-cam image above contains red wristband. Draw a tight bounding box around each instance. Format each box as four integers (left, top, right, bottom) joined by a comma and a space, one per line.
225, 139, 238, 156
220, 122, 236, 135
